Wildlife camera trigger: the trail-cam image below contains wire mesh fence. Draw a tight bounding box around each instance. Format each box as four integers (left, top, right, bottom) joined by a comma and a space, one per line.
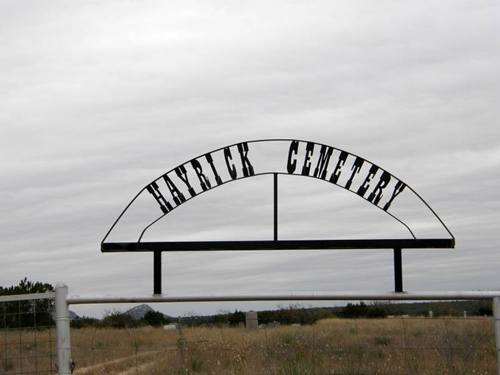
1, 289, 499, 375
66, 315, 496, 375
0, 294, 56, 375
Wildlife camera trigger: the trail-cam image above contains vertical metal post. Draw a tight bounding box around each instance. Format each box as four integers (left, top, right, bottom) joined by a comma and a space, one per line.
494, 297, 500, 375
55, 284, 72, 375
153, 251, 162, 295
274, 173, 278, 241
394, 248, 403, 293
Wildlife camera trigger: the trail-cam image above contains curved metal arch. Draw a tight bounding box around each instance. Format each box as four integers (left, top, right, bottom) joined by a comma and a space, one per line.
101, 138, 454, 245
136, 172, 417, 242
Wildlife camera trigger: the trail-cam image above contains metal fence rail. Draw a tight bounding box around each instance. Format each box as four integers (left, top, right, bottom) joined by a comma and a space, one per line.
67, 291, 500, 304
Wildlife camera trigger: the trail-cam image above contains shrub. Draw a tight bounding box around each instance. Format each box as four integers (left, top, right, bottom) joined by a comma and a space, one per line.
101, 311, 140, 328
143, 310, 167, 327
339, 303, 387, 319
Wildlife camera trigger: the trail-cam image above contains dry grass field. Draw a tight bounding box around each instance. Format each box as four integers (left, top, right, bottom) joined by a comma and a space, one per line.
70, 317, 495, 375
1, 317, 496, 374
0, 327, 56, 374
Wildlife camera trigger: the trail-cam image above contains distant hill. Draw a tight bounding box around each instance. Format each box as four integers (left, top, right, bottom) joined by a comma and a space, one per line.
125, 304, 174, 321
125, 304, 154, 320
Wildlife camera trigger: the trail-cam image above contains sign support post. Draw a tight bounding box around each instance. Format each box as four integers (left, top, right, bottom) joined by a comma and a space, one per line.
154, 250, 162, 295
274, 173, 278, 241
394, 248, 403, 293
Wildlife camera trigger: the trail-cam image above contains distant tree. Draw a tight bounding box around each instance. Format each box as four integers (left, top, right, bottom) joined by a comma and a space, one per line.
366, 306, 388, 318
213, 314, 228, 326
101, 311, 140, 328
338, 302, 387, 319
478, 304, 492, 316
71, 316, 99, 329
143, 310, 167, 327
0, 278, 55, 328
0, 278, 54, 295
228, 310, 245, 326
339, 303, 368, 318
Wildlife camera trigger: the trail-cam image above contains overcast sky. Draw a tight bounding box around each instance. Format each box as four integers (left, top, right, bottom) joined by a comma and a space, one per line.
1, 0, 499, 317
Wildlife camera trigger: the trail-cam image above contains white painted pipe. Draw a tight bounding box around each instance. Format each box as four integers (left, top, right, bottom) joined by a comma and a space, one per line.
0, 292, 55, 303
494, 297, 500, 375
66, 291, 500, 305
55, 284, 72, 375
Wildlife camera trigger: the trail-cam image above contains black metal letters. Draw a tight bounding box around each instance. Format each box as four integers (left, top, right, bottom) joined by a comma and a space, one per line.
146, 182, 172, 214
237, 142, 255, 177
287, 140, 299, 174
144, 140, 412, 217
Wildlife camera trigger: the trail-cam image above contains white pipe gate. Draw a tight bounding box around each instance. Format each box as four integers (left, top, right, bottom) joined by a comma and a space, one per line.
53, 284, 500, 375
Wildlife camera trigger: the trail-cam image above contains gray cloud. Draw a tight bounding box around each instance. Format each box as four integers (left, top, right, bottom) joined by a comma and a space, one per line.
1, 0, 499, 316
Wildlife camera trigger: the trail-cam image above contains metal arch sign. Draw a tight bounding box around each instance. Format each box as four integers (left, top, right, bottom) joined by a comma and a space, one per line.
101, 139, 455, 294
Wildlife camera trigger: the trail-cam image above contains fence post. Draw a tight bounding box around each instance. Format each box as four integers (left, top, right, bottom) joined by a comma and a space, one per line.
494, 297, 500, 375
55, 283, 72, 375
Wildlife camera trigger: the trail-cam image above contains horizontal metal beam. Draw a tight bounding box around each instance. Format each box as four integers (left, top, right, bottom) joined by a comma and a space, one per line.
67, 291, 499, 305
102, 238, 454, 253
